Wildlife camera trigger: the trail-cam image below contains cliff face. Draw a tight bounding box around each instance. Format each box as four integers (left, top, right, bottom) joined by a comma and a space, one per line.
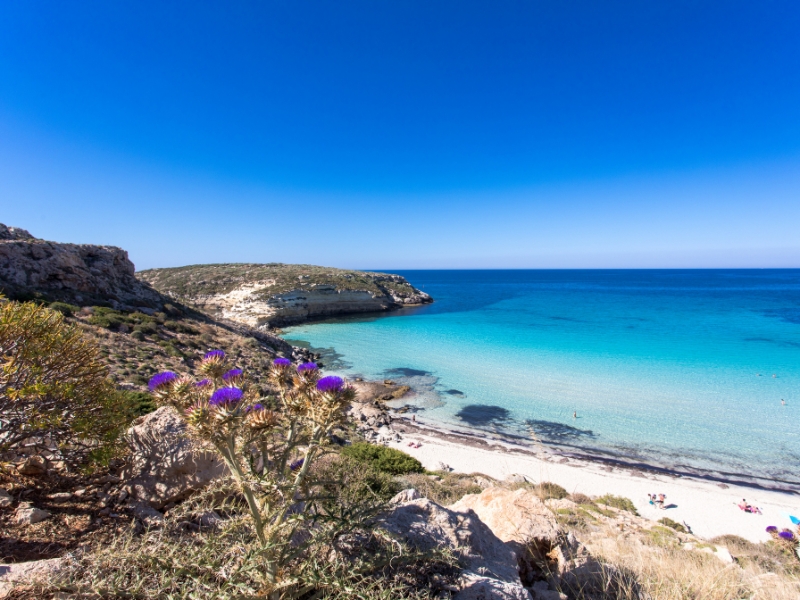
0, 224, 163, 309
138, 263, 432, 327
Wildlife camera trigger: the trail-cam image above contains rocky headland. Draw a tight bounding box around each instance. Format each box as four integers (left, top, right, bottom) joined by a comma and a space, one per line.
137, 262, 432, 328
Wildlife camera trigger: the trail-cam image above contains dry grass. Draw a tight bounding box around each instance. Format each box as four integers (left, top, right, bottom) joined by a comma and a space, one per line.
581, 523, 800, 600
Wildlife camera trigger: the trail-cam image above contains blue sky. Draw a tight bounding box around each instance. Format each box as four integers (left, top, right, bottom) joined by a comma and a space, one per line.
1, 1, 799, 269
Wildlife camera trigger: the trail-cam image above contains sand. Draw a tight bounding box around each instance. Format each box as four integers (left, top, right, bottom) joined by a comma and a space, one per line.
386, 416, 800, 543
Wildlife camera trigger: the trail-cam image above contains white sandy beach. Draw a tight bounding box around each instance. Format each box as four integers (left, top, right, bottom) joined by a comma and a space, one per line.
387, 416, 800, 544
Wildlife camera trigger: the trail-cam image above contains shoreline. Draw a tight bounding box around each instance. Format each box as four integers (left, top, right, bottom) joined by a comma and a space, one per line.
385, 411, 799, 543
389, 411, 800, 495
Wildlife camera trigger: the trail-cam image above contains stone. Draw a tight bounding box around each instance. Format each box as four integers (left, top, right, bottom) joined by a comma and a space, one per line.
17, 456, 47, 476
390, 488, 421, 504
121, 406, 227, 509
15, 506, 51, 525
0, 557, 66, 598
127, 500, 165, 526
504, 473, 530, 484
382, 498, 521, 584
47, 492, 73, 501
0, 489, 12, 508
198, 510, 224, 528
454, 573, 532, 600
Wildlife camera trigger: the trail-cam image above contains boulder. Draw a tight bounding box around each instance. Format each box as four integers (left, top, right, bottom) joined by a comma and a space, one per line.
0, 489, 12, 508
450, 487, 560, 547
17, 456, 47, 476
382, 498, 521, 584
0, 557, 65, 598
14, 505, 51, 525
390, 488, 421, 504
451, 487, 607, 598
121, 407, 227, 509
454, 573, 532, 600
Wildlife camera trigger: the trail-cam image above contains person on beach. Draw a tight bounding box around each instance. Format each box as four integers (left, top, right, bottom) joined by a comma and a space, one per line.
573, 411, 577, 419
657, 493, 666, 509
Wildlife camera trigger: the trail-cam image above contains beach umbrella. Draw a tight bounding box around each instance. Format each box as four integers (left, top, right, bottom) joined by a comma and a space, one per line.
790, 515, 800, 526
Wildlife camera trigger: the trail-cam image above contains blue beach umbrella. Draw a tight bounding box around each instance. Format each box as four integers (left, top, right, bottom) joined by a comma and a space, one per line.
791, 515, 800, 526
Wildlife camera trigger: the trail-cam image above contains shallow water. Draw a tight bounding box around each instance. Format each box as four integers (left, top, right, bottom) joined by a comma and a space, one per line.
284, 270, 800, 490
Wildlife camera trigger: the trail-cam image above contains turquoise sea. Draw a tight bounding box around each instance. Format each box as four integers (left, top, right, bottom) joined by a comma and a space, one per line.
284, 270, 800, 491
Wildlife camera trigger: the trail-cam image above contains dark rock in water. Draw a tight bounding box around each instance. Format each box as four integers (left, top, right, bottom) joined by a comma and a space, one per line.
524, 419, 595, 441
386, 367, 430, 377
456, 404, 512, 427
445, 389, 465, 396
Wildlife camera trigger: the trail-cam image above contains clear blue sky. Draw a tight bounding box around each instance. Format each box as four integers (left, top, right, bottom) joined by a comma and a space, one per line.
1, 1, 799, 269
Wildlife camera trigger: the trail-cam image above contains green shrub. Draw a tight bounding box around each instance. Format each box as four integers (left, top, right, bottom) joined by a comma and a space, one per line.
569, 492, 594, 505
597, 494, 639, 515
658, 517, 687, 533
0, 299, 135, 468
164, 320, 198, 335
88, 306, 125, 329
48, 301, 79, 317
536, 481, 569, 499
341, 442, 424, 475
317, 455, 400, 507
133, 321, 158, 335
121, 390, 157, 417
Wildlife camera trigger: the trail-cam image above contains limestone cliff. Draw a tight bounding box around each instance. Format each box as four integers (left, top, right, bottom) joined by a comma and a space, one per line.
138, 263, 432, 327
0, 224, 163, 310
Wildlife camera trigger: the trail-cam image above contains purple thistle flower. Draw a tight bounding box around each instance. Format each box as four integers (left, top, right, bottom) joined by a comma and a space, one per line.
297, 362, 317, 372
290, 458, 304, 471
195, 378, 212, 388
204, 349, 226, 361
246, 403, 264, 412
778, 531, 795, 540
149, 371, 177, 391
273, 357, 291, 367
317, 375, 344, 393
766, 526, 778, 533
222, 368, 243, 381
209, 387, 243, 406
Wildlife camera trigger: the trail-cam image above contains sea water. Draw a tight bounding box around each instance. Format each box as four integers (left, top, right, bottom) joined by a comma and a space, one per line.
284, 270, 800, 490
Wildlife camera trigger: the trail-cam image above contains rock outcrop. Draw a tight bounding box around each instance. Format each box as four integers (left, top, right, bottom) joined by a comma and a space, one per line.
0, 223, 163, 309
382, 497, 532, 599
138, 263, 432, 327
121, 407, 227, 509
452, 488, 609, 600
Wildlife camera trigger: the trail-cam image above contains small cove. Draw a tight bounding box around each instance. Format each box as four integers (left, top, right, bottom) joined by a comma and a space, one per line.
285, 270, 800, 492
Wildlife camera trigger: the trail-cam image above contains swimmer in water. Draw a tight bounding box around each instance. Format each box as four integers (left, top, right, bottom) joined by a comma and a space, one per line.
782, 399, 786, 406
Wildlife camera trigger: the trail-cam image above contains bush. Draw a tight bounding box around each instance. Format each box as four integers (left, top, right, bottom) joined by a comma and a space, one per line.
48, 301, 79, 317
88, 306, 126, 329
569, 492, 594, 505
341, 442, 424, 475
0, 299, 135, 468
597, 494, 639, 515
121, 390, 157, 417
659, 517, 687, 533
535, 481, 569, 499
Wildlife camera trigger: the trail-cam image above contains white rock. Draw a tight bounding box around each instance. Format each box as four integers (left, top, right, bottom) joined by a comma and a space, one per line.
15, 506, 51, 525
122, 407, 227, 509
0, 489, 12, 508
382, 498, 521, 584
454, 573, 532, 600
390, 488, 421, 504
